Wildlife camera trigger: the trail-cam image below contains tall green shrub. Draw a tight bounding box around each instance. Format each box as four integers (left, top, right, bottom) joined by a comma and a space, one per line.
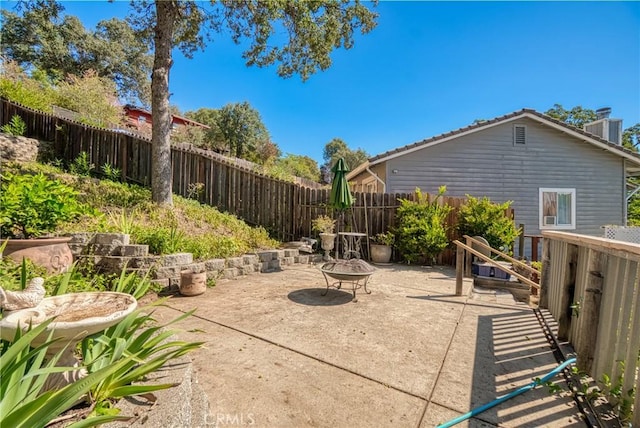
395, 186, 452, 264
457, 195, 520, 253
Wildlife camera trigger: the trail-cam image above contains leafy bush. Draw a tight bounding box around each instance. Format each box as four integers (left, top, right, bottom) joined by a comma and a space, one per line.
55, 70, 124, 127
457, 195, 520, 253
0, 60, 57, 112
186, 182, 205, 200
0, 172, 95, 238
182, 234, 243, 260
1, 162, 279, 258
395, 186, 452, 264
101, 163, 121, 182
1, 115, 27, 136
627, 194, 640, 226
78, 179, 151, 208
171, 124, 206, 146
107, 208, 138, 235
69, 151, 94, 176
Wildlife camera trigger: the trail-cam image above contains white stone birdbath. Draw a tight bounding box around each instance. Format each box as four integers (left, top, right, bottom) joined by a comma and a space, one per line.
0, 291, 138, 391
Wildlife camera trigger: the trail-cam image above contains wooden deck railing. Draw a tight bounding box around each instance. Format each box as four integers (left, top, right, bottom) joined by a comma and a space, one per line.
540, 230, 640, 426
453, 235, 540, 296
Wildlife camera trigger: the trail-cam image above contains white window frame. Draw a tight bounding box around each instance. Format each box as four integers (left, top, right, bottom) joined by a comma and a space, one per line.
513, 124, 526, 145
539, 188, 576, 230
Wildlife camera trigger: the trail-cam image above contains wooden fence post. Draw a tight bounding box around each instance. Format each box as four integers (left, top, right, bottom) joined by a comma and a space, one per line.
557, 244, 578, 341
634, 370, 640, 428
518, 223, 525, 260
531, 236, 540, 262
456, 244, 464, 296
539, 237, 551, 308
575, 249, 604, 373
465, 235, 473, 277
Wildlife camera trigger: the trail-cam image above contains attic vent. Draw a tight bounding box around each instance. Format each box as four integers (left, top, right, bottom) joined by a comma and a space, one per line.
514, 125, 526, 145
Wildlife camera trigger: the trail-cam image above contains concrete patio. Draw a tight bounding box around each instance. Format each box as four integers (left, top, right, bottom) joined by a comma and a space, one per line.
132, 263, 585, 427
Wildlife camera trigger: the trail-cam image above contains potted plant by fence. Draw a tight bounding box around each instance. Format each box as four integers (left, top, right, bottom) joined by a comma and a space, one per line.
312, 215, 336, 260
0, 172, 94, 273
370, 232, 394, 264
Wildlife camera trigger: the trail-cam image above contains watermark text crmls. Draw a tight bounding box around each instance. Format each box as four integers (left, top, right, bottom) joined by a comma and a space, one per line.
205, 412, 256, 426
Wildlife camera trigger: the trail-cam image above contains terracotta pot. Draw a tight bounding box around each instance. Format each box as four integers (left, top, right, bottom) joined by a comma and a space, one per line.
2, 237, 73, 273
180, 271, 207, 296
370, 244, 392, 264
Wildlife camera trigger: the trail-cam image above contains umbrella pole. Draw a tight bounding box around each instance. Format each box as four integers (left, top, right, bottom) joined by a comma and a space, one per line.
363, 192, 370, 261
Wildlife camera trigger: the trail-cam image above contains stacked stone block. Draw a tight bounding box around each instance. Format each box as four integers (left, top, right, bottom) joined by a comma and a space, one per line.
67, 233, 324, 293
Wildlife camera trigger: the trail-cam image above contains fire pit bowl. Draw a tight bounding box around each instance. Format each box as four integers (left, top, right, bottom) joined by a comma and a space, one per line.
320, 259, 375, 302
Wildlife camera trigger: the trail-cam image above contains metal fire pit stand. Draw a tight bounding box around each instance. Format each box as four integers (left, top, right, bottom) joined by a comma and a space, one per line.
320, 269, 373, 302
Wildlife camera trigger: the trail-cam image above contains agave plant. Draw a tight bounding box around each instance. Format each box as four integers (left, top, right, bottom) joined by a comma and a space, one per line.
0, 320, 132, 427
0, 261, 202, 425
81, 301, 202, 416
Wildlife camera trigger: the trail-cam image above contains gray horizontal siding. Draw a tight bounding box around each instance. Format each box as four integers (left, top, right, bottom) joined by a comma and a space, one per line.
386, 118, 624, 245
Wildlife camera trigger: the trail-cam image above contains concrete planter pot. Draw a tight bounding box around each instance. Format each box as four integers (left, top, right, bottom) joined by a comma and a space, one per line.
180, 271, 207, 296
370, 244, 392, 265
319, 233, 336, 260
2, 237, 73, 273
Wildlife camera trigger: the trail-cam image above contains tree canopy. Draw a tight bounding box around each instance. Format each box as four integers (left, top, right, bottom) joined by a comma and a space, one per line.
545, 103, 639, 152
544, 104, 597, 129
1, 60, 123, 127
275, 154, 321, 182
131, 0, 378, 205
0, 0, 153, 105
185, 103, 281, 164
215, 102, 270, 160
321, 137, 369, 182
3, 0, 378, 205
622, 123, 640, 151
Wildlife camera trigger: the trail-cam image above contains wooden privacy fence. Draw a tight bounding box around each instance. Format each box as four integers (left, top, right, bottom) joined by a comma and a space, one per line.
2, 98, 485, 260
540, 231, 640, 426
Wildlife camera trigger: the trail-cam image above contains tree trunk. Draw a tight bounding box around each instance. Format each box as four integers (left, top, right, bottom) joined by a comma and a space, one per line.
151, 0, 177, 206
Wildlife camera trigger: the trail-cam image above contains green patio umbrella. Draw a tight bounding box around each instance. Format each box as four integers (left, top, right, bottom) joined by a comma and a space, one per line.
329, 157, 354, 211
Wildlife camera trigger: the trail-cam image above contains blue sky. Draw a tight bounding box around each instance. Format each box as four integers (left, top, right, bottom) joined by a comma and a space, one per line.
26, 1, 640, 164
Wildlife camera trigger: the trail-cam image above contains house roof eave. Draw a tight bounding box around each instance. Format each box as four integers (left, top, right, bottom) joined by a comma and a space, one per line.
346, 161, 370, 180
366, 108, 640, 168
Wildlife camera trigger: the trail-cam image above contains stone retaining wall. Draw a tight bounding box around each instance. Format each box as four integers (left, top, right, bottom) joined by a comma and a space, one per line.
0, 132, 54, 163
67, 232, 323, 292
